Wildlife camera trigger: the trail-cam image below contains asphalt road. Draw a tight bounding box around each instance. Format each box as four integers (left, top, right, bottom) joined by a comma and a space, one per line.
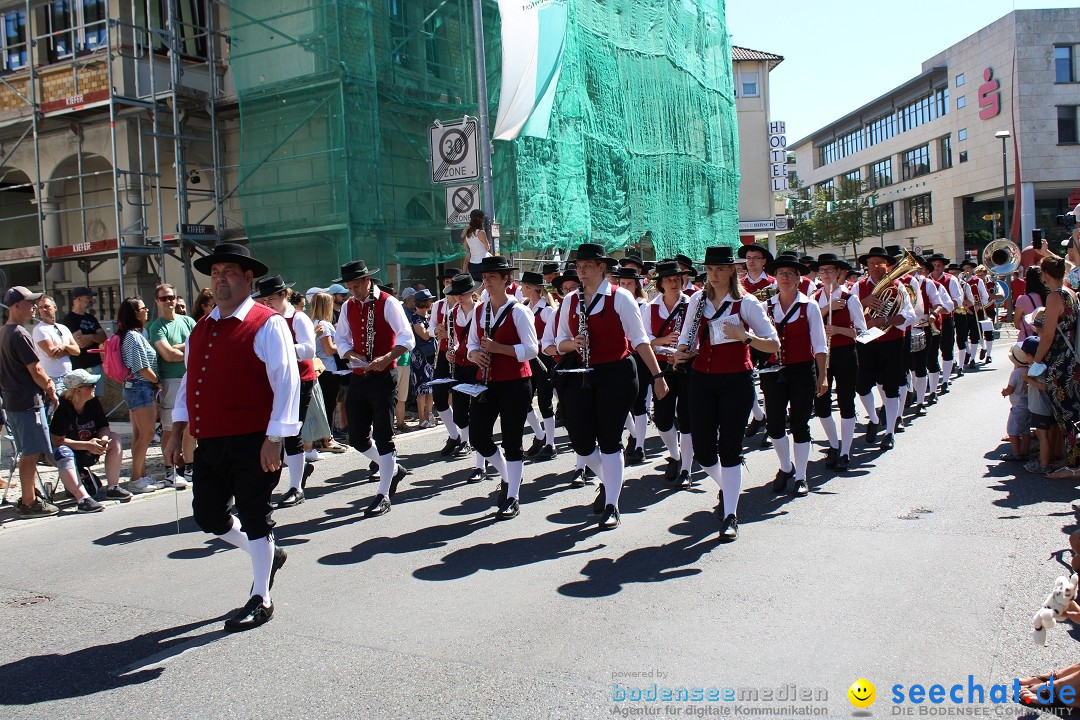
1, 338, 1077, 720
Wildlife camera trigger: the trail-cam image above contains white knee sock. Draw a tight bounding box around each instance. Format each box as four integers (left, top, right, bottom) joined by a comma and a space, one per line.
884, 397, 899, 435
460, 425, 470, 446
439, 410, 458, 440
285, 452, 304, 492
658, 427, 680, 461
576, 453, 586, 471
967, 342, 978, 361
840, 416, 856, 456
915, 375, 928, 405
633, 414, 647, 446
772, 434, 792, 473
928, 371, 939, 393
793, 441, 810, 481
506, 459, 524, 500
484, 449, 507, 481
361, 444, 380, 464
219, 516, 251, 555
624, 415, 635, 441
679, 433, 694, 474
720, 464, 742, 518
859, 394, 878, 423
600, 451, 624, 507
527, 410, 543, 440
751, 395, 765, 421
475, 451, 485, 470
543, 416, 556, 447
898, 385, 909, 415
581, 449, 602, 480
942, 360, 954, 383
957, 348, 967, 366
819, 415, 838, 449
703, 462, 722, 488
250, 534, 274, 605
876, 384, 886, 408
376, 452, 398, 496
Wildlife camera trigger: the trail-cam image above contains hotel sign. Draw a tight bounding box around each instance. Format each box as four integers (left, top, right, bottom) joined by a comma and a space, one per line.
769, 121, 788, 192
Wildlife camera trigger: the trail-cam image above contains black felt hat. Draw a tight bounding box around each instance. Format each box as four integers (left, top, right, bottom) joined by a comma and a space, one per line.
808, 253, 852, 272
927, 252, 950, 266
615, 266, 645, 281
883, 245, 905, 259
443, 274, 482, 296
653, 260, 691, 279
574, 243, 615, 265
541, 262, 560, 275
440, 268, 461, 280
335, 260, 379, 283
251, 274, 294, 299
674, 253, 695, 269
553, 268, 580, 293
857, 246, 894, 265
193, 242, 268, 278
702, 246, 737, 266
476, 255, 515, 273
766, 252, 811, 276
520, 271, 546, 287
960, 256, 978, 269
620, 255, 645, 271
737, 243, 774, 263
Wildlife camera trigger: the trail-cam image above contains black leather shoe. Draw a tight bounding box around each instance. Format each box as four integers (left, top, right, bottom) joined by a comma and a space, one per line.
625, 446, 645, 465
569, 468, 587, 487
368, 460, 379, 477
719, 514, 738, 542
583, 466, 596, 483
497, 480, 508, 509
275, 487, 305, 509
467, 468, 486, 483
745, 416, 764, 438
364, 493, 390, 517
759, 435, 772, 449
664, 457, 679, 481
302, 462, 314, 489
955, 366, 965, 377
524, 438, 544, 459
879, 433, 895, 451
865, 420, 879, 443
224, 595, 274, 632
772, 467, 795, 493
441, 436, 463, 456
940, 383, 950, 394
677, 469, 691, 489
598, 503, 620, 530
926, 392, 937, 405
389, 464, 408, 499
835, 453, 850, 471
496, 497, 520, 520
914, 404, 926, 417
792, 478, 809, 496
269, 547, 287, 590
824, 448, 838, 469
592, 485, 606, 514
533, 445, 556, 461
452, 440, 471, 457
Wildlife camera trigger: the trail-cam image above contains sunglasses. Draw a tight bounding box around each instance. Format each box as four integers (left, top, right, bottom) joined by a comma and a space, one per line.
157, 295, 176, 302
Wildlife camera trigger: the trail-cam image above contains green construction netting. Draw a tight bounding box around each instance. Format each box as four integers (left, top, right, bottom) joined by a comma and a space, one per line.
230, 0, 738, 290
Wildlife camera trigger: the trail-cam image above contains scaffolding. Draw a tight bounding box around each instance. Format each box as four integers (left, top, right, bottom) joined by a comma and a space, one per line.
0, 0, 229, 310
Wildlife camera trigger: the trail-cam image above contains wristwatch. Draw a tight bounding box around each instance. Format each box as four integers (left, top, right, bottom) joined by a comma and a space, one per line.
266, 435, 283, 443
743, 335, 754, 345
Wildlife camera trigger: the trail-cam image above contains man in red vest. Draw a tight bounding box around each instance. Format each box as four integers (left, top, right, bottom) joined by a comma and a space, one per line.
334, 260, 414, 517
165, 243, 300, 632
253, 275, 317, 509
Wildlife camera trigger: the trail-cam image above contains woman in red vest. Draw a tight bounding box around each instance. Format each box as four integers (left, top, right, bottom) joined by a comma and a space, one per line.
253, 275, 317, 509
645, 261, 695, 487
555, 243, 668, 530
760, 253, 828, 497
674, 246, 778, 542
466, 257, 539, 519
430, 269, 466, 457
616, 266, 651, 465
520, 271, 558, 462
444, 273, 488, 482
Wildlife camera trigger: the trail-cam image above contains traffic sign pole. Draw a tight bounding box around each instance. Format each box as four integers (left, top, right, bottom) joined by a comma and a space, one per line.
471, 0, 496, 232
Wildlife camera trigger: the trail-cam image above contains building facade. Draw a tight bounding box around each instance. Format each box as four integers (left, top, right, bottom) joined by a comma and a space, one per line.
789, 8, 1080, 262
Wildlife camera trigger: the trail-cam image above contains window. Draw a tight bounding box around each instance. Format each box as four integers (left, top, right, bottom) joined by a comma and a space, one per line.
817, 179, 835, 197
959, 151, 968, 163
902, 145, 930, 180
869, 158, 892, 189
874, 203, 895, 234
844, 169, 861, 184
1057, 46, 1075, 84
939, 135, 952, 170
958, 128, 967, 141
388, 0, 410, 67
133, 1, 207, 58
1, 11, 26, 72
740, 72, 759, 98
906, 194, 933, 227
956, 95, 966, 109
1060, 106, 1079, 144
47, 0, 108, 62
956, 73, 965, 87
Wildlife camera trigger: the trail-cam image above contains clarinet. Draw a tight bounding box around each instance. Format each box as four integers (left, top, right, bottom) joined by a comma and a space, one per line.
667, 296, 689, 374
675, 291, 708, 373
478, 300, 492, 400
577, 286, 591, 388
447, 301, 456, 370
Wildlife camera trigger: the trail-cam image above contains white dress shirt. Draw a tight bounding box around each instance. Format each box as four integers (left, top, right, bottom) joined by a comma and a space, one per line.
909, 275, 941, 325
643, 293, 689, 341
428, 298, 448, 340
466, 297, 539, 362
973, 277, 990, 306
676, 290, 778, 348
768, 293, 828, 356
283, 306, 315, 362
173, 295, 301, 438
813, 285, 867, 332
32, 320, 75, 378
530, 299, 556, 344
932, 272, 963, 310
554, 280, 650, 350
335, 285, 415, 358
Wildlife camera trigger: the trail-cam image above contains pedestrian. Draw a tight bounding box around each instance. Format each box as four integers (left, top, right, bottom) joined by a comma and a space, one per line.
115, 297, 162, 493
164, 242, 298, 632
928, 254, 964, 393
334, 260, 413, 516
192, 287, 215, 321
409, 289, 436, 428
1021, 337, 1058, 474
616, 266, 651, 465
1, 286, 61, 517
1000, 342, 1031, 462
147, 283, 196, 488
175, 297, 187, 315
444, 274, 488, 480
737, 243, 775, 443
520, 272, 558, 461
32, 294, 79, 397
60, 286, 107, 396
1014, 266, 1047, 340
430, 270, 466, 456
462, 209, 492, 280
309, 292, 349, 452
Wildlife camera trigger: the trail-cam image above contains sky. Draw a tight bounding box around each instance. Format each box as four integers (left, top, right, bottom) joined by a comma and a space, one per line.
724, 0, 1078, 144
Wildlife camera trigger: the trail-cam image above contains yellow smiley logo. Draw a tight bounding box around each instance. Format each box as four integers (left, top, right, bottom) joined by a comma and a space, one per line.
848, 678, 876, 709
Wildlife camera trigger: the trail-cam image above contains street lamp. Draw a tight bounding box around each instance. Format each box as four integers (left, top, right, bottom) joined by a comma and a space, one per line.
994, 130, 1011, 240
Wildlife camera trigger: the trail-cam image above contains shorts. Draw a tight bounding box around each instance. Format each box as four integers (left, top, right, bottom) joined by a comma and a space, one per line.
157, 377, 183, 429
1007, 406, 1031, 437
1031, 412, 1054, 431
54, 444, 77, 472
123, 378, 156, 411
9, 406, 52, 456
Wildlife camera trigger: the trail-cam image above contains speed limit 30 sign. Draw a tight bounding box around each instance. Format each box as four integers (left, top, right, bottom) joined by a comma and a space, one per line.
430, 119, 479, 184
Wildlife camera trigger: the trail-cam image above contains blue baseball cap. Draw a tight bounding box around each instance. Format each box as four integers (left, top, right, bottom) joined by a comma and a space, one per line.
326, 283, 348, 295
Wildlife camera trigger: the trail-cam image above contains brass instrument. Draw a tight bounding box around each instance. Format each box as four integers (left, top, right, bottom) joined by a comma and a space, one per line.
753, 285, 778, 303
982, 239, 1021, 278
864, 250, 922, 319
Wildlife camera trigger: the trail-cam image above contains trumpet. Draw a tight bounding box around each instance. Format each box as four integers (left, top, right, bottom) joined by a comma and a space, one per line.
753, 286, 778, 303
865, 250, 921, 319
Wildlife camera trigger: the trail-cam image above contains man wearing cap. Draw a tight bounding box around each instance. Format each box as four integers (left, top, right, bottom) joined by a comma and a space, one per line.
927, 254, 963, 394
32, 294, 79, 397
148, 282, 197, 489
738, 242, 776, 441
335, 260, 413, 517
164, 243, 299, 632
853, 248, 915, 451
2, 286, 60, 517
61, 286, 107, 396
252, 275, 317, 509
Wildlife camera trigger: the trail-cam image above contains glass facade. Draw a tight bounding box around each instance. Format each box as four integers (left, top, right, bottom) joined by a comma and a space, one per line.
1060, 106, 1078, 144
1, 11, 25, 72
869, 158, 892, 189
1057, 46, 1075, 84
818, 85, 948, 167
902, 145, 930, 181
906, 194, 932, 228
939, 135, 952, 170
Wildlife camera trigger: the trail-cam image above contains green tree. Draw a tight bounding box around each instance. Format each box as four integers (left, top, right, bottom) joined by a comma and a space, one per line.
815, 177, 875, 261
779, 174, 821, 255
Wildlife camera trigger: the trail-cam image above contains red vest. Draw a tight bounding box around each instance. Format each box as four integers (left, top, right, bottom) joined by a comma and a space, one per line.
452, 305, 475, 367
285, 313, 317, 382
798, 277, 814, 296
345, 292, 395, 375
650, 299, 687, 364
817, 288, 856, 348
434, 299, 449, 352
856, 276, 904, 342
566, 288, 631, 366
931, 273, 955, 318
532, 303, 561, 362
741, 273, 776, 294
186, 302, 276, 439
475, 301, 531, 382
967, 277, 982, 308
770, 301, 813, 365
691, 298, 753, 374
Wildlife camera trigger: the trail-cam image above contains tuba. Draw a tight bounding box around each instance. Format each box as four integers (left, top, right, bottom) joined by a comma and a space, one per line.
982, 239, 1021, 278
865, 250, 922, 319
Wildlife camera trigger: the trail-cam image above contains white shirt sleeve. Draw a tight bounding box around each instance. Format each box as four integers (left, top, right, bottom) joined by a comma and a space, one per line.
677, 292, 704, 348
336, 301, 354, 357
845, 293, 868, 331
554, 295, 576, 347
641, 300, 655, 341
944, 276, 962, 306
896, 284, 916, 329
428, 299, 444, 339
466, 304, 483, 354
613, 287, 650, 349
291, 310, 316, 362
30, 322, 49, 363
254, 314, 302, 438
510, 304, 539, 362
806, 301, 827, 355
173, 355, 189, 424
922, 278, 941, 310
977, 278, 990, 305
741, 296, 780, 341
383, 295, 416, 351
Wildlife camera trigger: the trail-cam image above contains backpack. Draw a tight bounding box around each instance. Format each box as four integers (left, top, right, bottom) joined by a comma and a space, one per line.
102, 334, 128, 382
